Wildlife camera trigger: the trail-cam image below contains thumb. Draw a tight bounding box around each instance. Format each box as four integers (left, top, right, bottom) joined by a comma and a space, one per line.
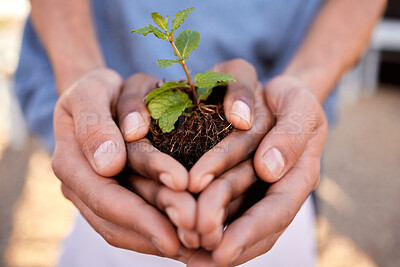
254, 78, 326, 183
63, 69, 126, 177
210, 59, 258, 130
117, 73, 160, 142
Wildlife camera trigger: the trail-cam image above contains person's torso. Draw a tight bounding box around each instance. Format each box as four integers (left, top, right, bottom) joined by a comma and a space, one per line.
92, 0, 322, 82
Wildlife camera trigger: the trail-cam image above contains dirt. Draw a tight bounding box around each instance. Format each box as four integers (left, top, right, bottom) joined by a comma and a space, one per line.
147, 87, 232, 170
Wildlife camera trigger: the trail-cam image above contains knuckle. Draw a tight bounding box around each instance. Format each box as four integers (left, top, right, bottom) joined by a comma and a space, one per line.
77, 123, 105, 153
282, 133, 305, 160
51, 153, 62, 178
98, 226, 118, 247
307, 160, 321, 190
86, 187, 104, 217
229, 58, 255, 72
51, 146, 70, 181
60, 184, 71, 200
277, 206, 297, 231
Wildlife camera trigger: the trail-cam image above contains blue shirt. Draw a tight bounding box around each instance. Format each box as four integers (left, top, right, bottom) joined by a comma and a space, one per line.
14, 0, 337, 152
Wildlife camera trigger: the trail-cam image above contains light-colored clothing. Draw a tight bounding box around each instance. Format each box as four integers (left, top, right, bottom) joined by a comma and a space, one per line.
58, 197, 316, 267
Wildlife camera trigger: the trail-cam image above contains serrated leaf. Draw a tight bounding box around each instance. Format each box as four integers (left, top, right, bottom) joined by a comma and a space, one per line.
148, 90, 192, 120
172, 7, 194, 32
197, 86, 213, 102
159, 104, 189, 133
151, 12, 169, 32
145, 81, 188, 104
175, 29, 200, 57
194, 72, 236, 88
157, 56, 188, 68
148, 90, 192, 133
132, 24, 167, 39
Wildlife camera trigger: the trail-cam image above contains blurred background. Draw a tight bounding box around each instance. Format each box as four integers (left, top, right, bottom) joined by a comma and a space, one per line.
0, 0, 399, 266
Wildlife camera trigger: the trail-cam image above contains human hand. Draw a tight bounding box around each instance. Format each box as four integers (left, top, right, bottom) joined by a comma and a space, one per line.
52, 68, 189, 257
193, 75, 328, 266
125, 155, 257, 259
188, 59, 273, 193
117, 63, 265, 251
115, 59, 270, 193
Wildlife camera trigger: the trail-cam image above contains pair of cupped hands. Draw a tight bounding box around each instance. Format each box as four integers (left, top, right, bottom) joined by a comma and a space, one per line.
51, 59, 327, 266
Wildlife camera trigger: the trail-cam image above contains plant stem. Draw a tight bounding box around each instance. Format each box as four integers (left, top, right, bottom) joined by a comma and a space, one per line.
169, 39, 198, 105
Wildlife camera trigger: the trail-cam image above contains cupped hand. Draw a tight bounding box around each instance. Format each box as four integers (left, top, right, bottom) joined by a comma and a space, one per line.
188, 59, 274, 193
52, 68, 190, 258
125, 153, 258, 261
117, 73, 190, 190
197, 75, 328, 266
117, 59, 269, 193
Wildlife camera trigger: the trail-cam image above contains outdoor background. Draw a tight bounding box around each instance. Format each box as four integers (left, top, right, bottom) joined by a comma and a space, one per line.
0, 0, 399, 266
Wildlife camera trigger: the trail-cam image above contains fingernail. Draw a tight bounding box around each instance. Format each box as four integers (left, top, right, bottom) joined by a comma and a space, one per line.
160, 173, 173, 188
151, 237, 164, 254
123, 112, 142, 136
203, 225, 223, 250
178, 229, 190, 248
199, 174, 214, 191
230, 247, 244, 264
262, 148, 285, 178
94, 140, 118, 169
231, 100, 251, 125
166, 207, 180, 226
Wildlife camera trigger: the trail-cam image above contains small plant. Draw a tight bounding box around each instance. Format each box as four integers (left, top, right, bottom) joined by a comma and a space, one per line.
132, 7, 236, 133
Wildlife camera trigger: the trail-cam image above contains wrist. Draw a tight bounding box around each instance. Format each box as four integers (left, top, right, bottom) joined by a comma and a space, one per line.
61, 68, 123, 103
283, 66, 335, 105
54, 58, 106, 95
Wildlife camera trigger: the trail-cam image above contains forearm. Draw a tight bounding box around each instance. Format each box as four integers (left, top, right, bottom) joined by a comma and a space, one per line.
30, 0, 105, 94
285, 0, 387, 104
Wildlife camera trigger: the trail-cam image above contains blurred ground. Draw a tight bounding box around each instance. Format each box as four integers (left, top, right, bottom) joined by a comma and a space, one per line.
0, 1, 399, 267
317, 86, 400, 267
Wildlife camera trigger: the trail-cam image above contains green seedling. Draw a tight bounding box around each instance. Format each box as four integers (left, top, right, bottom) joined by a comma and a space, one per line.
132, 7, 236, 133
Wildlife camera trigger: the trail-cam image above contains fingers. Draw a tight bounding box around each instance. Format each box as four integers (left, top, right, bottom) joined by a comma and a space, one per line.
210, 58, 258, 130
61, 184, 161, 255
129, 175, 200, 249
62, 69, 126, 177
232, 232, 282, 266
117, 73, 160, 142
254, 76, 327, 182
189, 88, 272, 193
197, 160, 257, 250
128, 175, 196, 230
178, 228, 201, 249
187, 250, 220, 267
126, 139, 189, 190
52, 108, 181, 256
62, 185, 196, 263
212, 129, 326, 266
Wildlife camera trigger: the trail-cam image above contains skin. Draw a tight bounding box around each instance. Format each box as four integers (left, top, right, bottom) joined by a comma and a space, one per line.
35, 0, 260, 261
187, 0, 388, 265
31, 0, 387, 265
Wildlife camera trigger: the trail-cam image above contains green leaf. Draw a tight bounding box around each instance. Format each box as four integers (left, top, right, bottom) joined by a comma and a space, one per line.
157, 56, 188, 68
148, 91, 192, 133
194, 72, 236, 88
197, 86, 213, 102
197, 82, 228, 102
151, 12, 169, 32
145, 81, 188, 104
159, 104, 188, 133
172, 7, 194, 32
132, 24, 167, 39
175, 29, 200, 57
